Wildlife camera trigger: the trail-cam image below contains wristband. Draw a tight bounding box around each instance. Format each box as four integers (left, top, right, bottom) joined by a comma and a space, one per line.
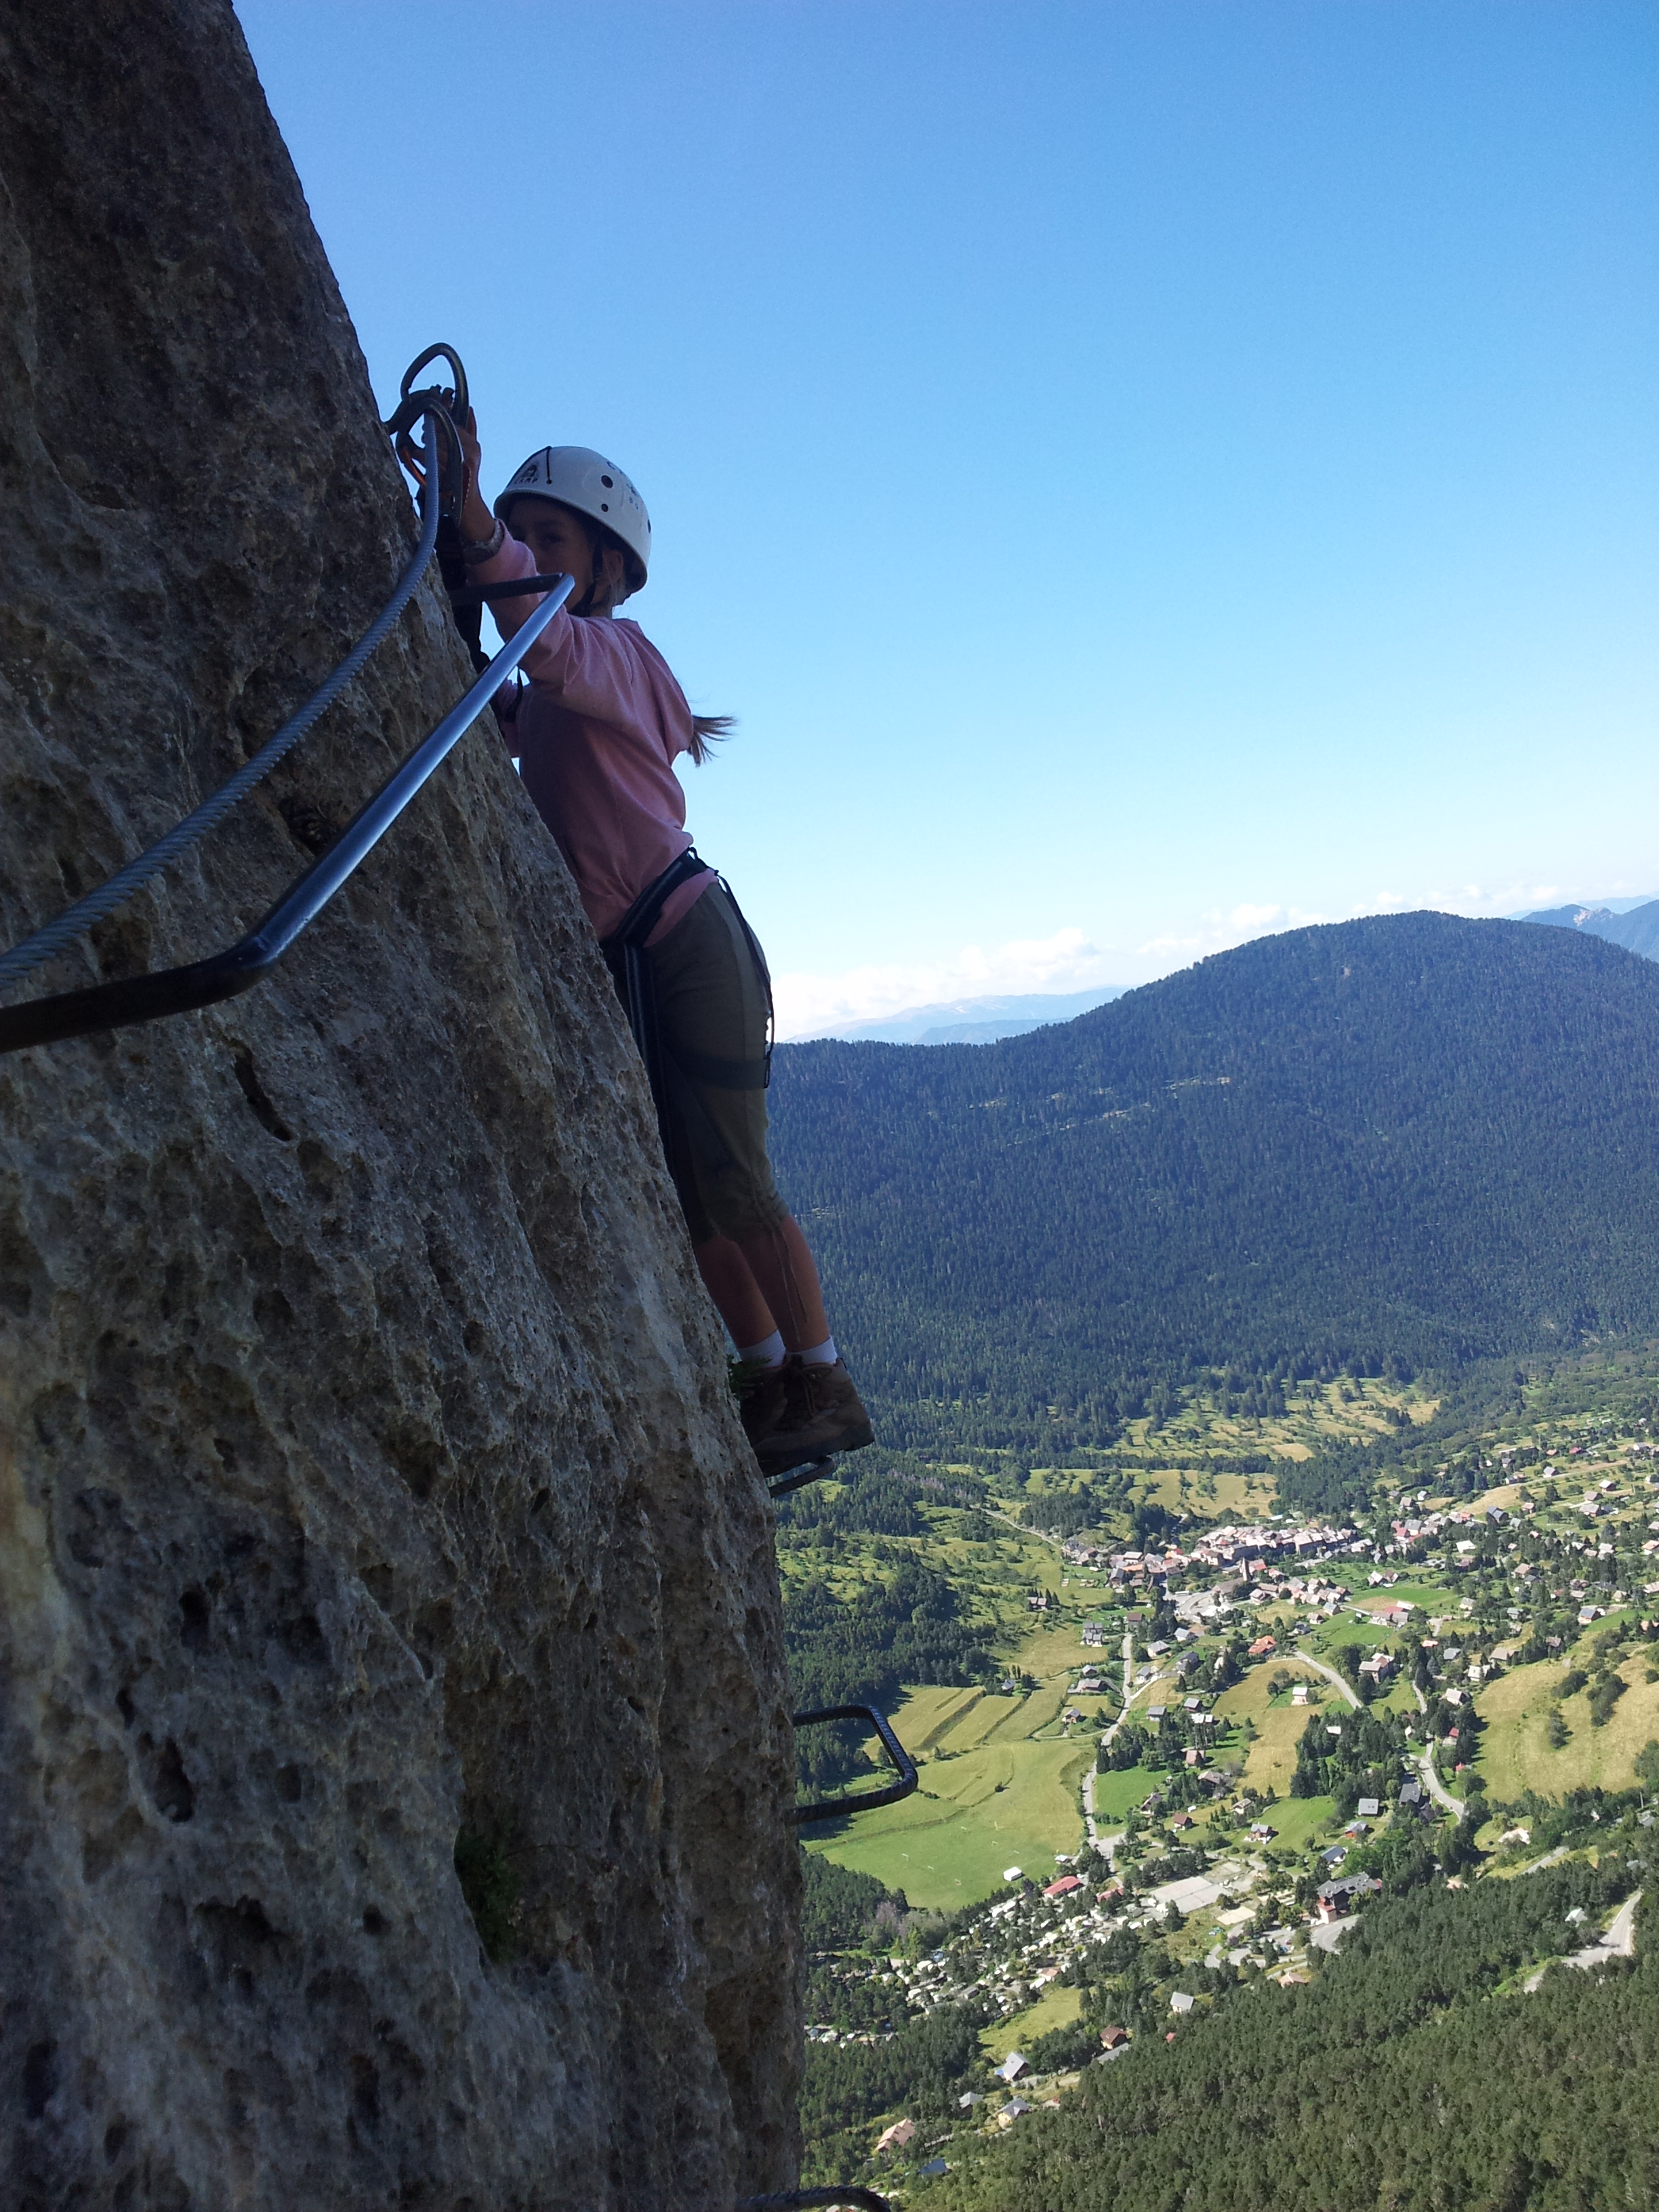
462, 516, 506, 563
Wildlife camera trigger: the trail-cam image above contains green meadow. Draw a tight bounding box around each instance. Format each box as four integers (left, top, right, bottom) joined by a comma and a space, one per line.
807, 1628, 1101, 1908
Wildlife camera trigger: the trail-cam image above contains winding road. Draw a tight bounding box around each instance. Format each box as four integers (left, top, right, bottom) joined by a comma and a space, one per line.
1083, 1631, 1147, 1860
1405, 1678, 1465, 1819
1295, 1653, 1360, 1711
1523, 1890, 1642, 1990
1293, 1650, 1465, 1821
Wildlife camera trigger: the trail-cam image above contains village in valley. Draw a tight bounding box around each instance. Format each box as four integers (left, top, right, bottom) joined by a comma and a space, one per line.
793, 1366, 1659, 2192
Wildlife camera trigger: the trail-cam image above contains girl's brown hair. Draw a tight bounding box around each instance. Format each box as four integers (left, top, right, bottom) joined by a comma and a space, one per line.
688, 714, 734, 766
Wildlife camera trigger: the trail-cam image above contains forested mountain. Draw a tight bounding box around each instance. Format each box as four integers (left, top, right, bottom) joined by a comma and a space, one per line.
769, 914, 1659, 1456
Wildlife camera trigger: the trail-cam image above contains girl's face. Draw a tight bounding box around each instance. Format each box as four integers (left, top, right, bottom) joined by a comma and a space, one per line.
506, 497, 626, 614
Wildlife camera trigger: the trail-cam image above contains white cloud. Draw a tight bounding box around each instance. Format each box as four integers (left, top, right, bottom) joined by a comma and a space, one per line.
773, 871, 1656, 1039
1133, 901, 1332, 967
773, 925, 1119, 1039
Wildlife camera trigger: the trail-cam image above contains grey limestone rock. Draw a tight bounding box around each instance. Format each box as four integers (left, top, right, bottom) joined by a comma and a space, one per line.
0, 3, 800, 2205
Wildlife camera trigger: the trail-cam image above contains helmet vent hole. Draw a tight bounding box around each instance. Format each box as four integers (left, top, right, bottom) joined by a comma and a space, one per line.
600, 474, 614, 487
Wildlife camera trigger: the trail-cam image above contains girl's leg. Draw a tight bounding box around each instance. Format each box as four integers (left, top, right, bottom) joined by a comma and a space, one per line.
693, 1233, 779, 1351
731, 1213, 830, 1353
647, 885, 870, 1467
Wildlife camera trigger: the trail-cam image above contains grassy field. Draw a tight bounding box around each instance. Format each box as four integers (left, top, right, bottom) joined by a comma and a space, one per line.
979, 1982, 1082, 2064
808, 1624, 1105, 1908
1311, 1614, 1406, 1654
1091, 1763, 1166, 1822
1012, 1678, 1073, 1738
1135, 1467, 1279, 1520
1474, 1649, 1659, 1799
1213, 1662, 1328, 1802
1248, 1790, 1338, 1851
1020, 1378, 1443, 1535
939, 1695, 1027, 1752
900, 1686, 989, 1752
809, 1734, 1094, 1908
1372, 1579, 1458, 1615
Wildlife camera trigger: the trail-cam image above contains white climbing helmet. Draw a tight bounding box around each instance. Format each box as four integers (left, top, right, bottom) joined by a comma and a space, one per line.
495, 446, 651, 593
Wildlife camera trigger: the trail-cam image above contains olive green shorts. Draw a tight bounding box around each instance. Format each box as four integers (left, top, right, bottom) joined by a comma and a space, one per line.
646, 880, 788, 1248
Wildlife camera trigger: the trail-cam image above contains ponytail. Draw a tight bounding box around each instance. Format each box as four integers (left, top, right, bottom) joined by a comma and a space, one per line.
687, 713, 734, 766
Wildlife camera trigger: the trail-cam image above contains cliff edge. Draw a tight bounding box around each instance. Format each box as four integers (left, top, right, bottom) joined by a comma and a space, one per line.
0, 4, 800, 2205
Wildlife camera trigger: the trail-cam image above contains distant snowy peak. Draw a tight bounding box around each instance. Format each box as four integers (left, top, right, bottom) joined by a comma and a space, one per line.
1515, 899, 1659, 962
790, 985, 1124, 1046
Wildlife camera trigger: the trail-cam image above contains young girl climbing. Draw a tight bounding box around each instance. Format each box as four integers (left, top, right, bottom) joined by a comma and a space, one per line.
457, 418, 872, 1481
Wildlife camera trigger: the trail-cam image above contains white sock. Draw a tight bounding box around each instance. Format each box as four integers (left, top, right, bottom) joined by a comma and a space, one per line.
798, 1334, 838, 1367
737, 1330, 785, 1371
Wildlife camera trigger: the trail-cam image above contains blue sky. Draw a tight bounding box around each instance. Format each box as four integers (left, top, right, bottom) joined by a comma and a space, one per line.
236, 1, 1658, 1035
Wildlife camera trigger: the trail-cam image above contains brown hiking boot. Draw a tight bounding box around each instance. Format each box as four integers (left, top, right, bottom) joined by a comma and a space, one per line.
751, 1356, 875, 1478
734, 1359, 792, 1461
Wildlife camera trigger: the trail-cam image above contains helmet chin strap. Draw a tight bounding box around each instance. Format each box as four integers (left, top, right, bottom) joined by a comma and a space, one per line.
572, 523, 611, 617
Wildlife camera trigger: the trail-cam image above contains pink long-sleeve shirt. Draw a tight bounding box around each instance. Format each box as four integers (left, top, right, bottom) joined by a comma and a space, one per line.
474, 531, 714, 945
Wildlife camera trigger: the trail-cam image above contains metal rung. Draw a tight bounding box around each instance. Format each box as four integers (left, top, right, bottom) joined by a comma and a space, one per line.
766, 1455, 836, 1499
737, 2192, 891, 2211
791, 1704, 918, 1826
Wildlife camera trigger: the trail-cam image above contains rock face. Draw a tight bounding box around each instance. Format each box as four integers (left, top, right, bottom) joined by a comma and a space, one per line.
0, 5, 800, 2205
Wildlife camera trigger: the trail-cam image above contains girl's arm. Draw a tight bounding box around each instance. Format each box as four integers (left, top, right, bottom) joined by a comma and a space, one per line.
467, 520, 668, 721
459, 409, 497, 549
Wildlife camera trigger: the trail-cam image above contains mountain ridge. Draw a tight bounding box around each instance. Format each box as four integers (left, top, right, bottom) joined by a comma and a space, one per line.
1517, 898, 1659, 961
788, 985, 1124, 1046
769, 912, 1659, 1458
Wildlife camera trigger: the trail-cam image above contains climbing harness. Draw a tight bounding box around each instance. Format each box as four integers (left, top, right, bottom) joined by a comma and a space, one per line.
791, 1704, 918, 1826
600, 851, 774, 1110
0, 354, 578, 1055
599, 848, 777, 1208
600, 844, 717, 1078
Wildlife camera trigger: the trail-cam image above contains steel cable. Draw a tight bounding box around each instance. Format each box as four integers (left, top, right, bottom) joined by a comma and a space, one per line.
0, 409, 446, 995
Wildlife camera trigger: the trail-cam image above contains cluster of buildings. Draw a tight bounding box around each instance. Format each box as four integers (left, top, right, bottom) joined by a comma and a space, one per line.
1060, 1518, 1360, 1590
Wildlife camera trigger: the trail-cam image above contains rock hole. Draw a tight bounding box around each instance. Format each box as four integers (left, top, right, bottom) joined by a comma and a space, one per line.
383, 1424, 443, 1501
455, 1823, 520, 1963
274, 1763, 303, 1804
150, 1740, 195, 1823
23, 2039, 58, 2119
104, 2116, 130, 2163
277, 1612, 327, 1666
362, 1906, 387, 1936
275, 794, 337, 853
68, 1491, 108, 1568
231, 1048, 294, 1142
115, 1682, 136, 1726
197, 1895, 283, 1992
179, 1588, 210, 1652
213, 1436, 238, 1469
349, 2053, 381, 2131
